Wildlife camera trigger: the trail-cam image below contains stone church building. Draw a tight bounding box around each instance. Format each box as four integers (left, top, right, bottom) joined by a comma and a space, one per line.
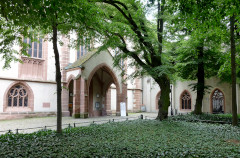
0, 36, 239, 119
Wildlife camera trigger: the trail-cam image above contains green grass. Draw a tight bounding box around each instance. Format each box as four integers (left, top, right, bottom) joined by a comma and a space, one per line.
0, 120, 239, 157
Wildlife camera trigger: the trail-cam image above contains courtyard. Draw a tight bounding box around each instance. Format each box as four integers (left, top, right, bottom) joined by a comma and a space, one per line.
0, 113, 157, 134
0, 118, 239, 157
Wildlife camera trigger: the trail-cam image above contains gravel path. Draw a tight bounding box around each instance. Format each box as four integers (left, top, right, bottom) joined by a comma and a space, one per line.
0, 113, 157, 134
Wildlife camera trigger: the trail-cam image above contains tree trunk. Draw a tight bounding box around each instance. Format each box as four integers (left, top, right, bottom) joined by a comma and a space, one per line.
230, 15, 238, 126
156, 75, 170, 120
155, 0, 170, 120
52, 24, 62, 133
194, 45, 204, 115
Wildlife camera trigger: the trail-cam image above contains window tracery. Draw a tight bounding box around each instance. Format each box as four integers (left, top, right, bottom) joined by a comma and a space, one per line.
181, 91, 191, 110
8, 85, 28, 107
212, 89, 224, 113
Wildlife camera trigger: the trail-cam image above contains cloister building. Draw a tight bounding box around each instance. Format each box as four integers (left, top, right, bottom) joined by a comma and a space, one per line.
0, 36, 239, 120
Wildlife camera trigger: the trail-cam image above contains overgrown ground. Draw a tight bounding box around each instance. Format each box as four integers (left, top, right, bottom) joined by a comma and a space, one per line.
0, 119, 239, 157
170, 113, 240, 124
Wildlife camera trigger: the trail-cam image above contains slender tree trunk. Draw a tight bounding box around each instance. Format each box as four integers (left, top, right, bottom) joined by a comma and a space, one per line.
52, 24, 62, 133
230, 15, 238, 126
156, 75, 170, 120
194, 45, 204, 115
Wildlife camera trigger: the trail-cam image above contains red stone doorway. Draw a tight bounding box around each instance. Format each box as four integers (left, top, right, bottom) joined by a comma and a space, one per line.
88, 65, 120, 117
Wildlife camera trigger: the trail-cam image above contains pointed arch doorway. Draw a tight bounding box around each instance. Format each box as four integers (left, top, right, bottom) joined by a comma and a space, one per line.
87, 64, 121, 117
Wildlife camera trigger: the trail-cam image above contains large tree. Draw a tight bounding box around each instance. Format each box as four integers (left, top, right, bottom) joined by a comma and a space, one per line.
168, 0, 227, 114
226, 0, 240, 126
209, 0, 239, 125
83, 0, 172, 120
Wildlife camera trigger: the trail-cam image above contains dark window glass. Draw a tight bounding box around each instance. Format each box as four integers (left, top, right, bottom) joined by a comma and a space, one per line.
34, 41, 38, 57
19, 97, 23, 106
77, 49, 80, 59
28, 39, 32, 56
39, 38, 42, 58
8, 96, 12, 107
13, 97, 18, 106
189, 100, 191, 109
81, 46, 84, 56
24, 97, 28, 107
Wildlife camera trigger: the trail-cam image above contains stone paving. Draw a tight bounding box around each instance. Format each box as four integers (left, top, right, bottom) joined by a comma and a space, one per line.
0, 113, 157, 134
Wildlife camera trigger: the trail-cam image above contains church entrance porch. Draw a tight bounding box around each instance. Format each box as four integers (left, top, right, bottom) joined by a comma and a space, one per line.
88, 65, 120, 117
64, 50, 127, 118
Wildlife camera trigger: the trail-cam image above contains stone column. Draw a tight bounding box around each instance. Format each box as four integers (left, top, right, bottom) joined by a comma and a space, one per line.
60, 35, 70, 116
62, 83, 70, 116
72, 78, 81, 118
105, 88, 112, 115
116, 83, 128, 116
80, 77, 88, 118
133, 78, 142, 112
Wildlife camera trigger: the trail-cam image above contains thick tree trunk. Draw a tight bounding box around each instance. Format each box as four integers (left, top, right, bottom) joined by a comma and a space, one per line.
230, 15, 238, 126
52, 24, 62, 133
156, 75, 170, 120
155, 0, 170, 120
194, 45, 204, 115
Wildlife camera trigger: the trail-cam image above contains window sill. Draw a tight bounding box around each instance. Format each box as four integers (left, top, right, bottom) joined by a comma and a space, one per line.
5, 107, 32, 112
21, 56, 45, 61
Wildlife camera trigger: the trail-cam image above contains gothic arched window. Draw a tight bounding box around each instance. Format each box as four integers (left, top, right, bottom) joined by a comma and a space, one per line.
8, 85, 28, 107
181, 91, 191, 110
211, 89, 224, 114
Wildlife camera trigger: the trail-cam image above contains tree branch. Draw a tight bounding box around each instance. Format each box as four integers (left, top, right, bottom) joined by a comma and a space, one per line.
95, 0, 157, 65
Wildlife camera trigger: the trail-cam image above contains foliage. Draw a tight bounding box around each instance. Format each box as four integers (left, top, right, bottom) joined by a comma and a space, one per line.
84, 0, 172, 119
0, 16, 28, 68
170, 113, 240, 124
218, 51, 240, 83
0, 120, 239, 157
168, 0, 225, 83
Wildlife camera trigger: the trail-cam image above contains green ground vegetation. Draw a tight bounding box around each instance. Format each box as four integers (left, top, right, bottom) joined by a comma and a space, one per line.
171, 113, 240, 124
0, 119, 239, 157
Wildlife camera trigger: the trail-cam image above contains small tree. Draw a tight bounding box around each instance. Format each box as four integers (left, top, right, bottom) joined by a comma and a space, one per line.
0, 0, 92, 133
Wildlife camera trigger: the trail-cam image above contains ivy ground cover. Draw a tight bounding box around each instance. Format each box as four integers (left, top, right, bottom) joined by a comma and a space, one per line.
0, 120, 239, 157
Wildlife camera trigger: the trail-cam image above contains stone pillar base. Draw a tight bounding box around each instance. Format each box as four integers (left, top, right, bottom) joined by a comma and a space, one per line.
106, 110, 112, 116
62, 111, 70, 117
72, 113, 80, 118
80, 113, 88, 118
116, 112, 120, 116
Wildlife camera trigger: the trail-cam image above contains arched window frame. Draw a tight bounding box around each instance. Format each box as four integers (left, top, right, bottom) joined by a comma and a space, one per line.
180, 90, 192, 111
8, 85, 28, 107
3, 82, 34, 112
210, 88, 225, 114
